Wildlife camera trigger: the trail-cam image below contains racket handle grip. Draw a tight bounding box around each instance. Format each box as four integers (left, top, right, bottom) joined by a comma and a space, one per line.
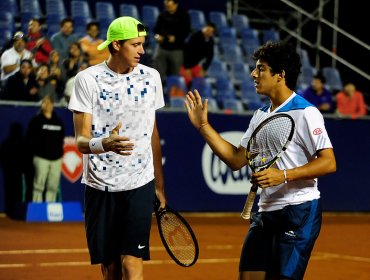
240, 187, 257, 220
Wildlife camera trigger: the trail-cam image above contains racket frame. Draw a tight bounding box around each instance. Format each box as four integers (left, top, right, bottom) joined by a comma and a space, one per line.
241, 113, 295, 220
154, 199, 199, 267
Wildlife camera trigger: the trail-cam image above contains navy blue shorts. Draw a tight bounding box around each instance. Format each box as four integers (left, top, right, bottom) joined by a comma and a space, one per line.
84, 180, 155, 264
239, 199, 322, 280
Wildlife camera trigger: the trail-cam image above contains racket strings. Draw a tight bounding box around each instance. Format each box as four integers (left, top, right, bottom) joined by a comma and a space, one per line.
249, 117, 293, 169
160, 212, 196, 266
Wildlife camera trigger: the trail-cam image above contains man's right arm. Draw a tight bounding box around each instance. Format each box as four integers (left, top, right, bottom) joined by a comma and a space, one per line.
73, 111, 134, 155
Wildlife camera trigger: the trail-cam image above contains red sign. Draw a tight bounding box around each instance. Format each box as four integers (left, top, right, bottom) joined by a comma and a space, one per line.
62, 137, 83, 183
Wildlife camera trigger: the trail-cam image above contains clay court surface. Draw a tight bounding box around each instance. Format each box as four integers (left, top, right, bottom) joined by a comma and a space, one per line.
0, 213, 369, 280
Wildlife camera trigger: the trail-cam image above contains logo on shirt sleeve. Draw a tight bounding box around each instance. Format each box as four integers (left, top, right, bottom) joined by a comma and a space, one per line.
313, 128, 323, 135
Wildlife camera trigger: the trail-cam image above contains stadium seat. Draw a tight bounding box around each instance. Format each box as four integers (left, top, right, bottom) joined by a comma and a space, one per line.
231, 14, 249, 35
165, 75, 187, 98
215, 77, 238, 105
209, 11, 228, 32
218, 26, 237, 48
46, 0, 67, 18
322, 67, 343, 92
20, 0, 42, 15
0, 11, 15, 33
189, 77, 213, 98
0, 0, 19, 17
297, 66, 316, 89
222, 99, 244, 113
230, 61, 251, 85
0, 29, 12, 49
297, 47, 312, 67
240, 27, 260, 66
20, 11, 41, 33
240, 77, 264, 110
221, 44, 244, 65
188, 9, 206, 31
119, 4, 139, 19
71, 0, 92, 19
73, 16, 92, 38
95, 2, 116, 21
206, 58, 229, 82
169, 97, 186, 109
141, 5, 160, 31
262, 28, 280, 43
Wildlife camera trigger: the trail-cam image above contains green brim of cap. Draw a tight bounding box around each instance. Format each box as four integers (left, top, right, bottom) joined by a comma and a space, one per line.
97, 40, 111, 51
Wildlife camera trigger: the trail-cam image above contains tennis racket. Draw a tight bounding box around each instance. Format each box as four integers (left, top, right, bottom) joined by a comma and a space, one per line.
241, 113, 295, 220
153, 198, 199, 267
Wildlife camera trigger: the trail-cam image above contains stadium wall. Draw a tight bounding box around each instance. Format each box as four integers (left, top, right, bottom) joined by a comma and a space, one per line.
0, 104, 369, 213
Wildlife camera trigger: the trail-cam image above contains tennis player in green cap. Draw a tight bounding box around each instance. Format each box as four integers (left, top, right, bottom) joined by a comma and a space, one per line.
68, 16, 166, 280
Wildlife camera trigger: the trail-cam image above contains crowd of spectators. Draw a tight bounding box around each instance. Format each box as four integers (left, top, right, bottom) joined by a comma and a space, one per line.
0, 12, 368, 117
0, 17, 109, 104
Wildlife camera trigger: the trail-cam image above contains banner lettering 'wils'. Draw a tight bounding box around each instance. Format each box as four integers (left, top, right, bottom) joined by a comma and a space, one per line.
202, 131, 255, 195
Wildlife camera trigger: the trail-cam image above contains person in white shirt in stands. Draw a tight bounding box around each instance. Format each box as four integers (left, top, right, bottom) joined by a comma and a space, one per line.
68, 16, 166, 280
1, 31, 33, 84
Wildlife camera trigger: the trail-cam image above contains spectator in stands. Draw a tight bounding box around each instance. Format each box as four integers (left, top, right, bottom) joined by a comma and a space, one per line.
336, 82, 367, 118
48, 49, 65, 99
301, 73, 334, 113
26, 95, 65, 202
35, 64, 58, 102
1, 59, 38, 101
61, 42, 87, 81
180, 22, 216, 87
63, 61, 89, 105
1, 31, 33, 84
50, 17, 79, 61
153, 0, 191, 83
79, 21, 109, 66
26, 18, 53, 65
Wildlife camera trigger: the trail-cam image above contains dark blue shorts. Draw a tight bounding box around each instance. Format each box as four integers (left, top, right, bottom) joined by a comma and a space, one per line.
239, 199, 322, 280
84, 180, 155, 264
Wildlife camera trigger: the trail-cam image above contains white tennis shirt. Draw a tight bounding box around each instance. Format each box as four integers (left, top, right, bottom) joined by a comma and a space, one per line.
68, 62, 164, 191
240, 93, 333, 211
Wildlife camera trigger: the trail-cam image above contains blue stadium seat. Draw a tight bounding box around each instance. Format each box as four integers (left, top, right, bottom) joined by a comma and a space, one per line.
141, 5, 160, 31
206, 58, 229, 82
322, 67, 343, 92
46, 0, 67, 18
297, 47, 312, 68
297, 66, 316, 89
188, 9, 206, 31
231, 14, 249, 35
71, 0, 92, 19
221, 44, 244, 65
218, 26, 237, 48
262, 28, 280, 43
0, 11, 15, 33
230, 62, 251, 85
169, 97, 186, 109
73, 16, 92, 38
215, 77, 237, 106
0, 0, 19, 17
190, 77, 213, 98
0, 29, 12, 49
240, 27, 260, 67
240, 77, 264, 110
165, 75, 187, 98
222, 99, 244, 113
95, 2, 116, 21
209, 11, 228, 32
119, 4, 139, 19
20, 0, 42, 15
20, 11, 41, 33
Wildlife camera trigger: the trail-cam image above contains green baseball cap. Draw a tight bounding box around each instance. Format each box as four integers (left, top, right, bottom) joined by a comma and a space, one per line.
97, 16, 147, 51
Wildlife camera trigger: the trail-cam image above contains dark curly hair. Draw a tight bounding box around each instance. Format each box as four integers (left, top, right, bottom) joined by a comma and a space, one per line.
252, 41, 302, 91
